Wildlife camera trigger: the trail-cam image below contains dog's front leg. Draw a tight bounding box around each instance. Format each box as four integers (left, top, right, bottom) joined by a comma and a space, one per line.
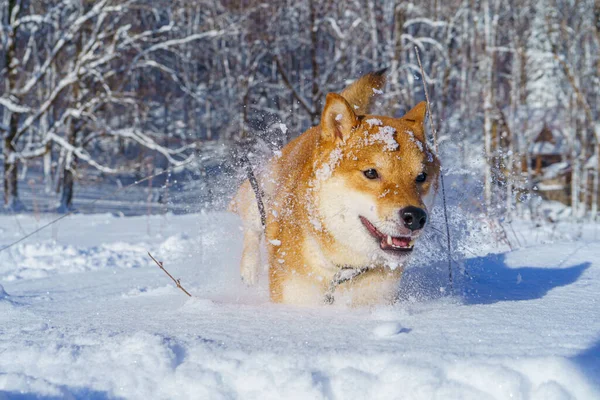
232, 180, 264, 285
240, 228, 262, 285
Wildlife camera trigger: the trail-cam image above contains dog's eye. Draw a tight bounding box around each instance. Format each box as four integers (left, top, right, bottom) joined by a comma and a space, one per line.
363, 169, 379, 180
416, 172, 427, 183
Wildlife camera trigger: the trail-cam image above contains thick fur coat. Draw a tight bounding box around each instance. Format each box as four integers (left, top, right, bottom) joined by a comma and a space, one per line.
231, 72, 440, 306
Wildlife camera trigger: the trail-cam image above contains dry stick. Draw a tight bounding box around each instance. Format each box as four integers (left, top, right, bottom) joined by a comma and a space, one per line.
240, 153, 267, 228
415, 47, 454, 292
0, 157, 197, 254
148, 252, 192, 297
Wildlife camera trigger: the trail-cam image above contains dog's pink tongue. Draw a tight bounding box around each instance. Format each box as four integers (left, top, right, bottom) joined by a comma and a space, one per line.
392, 237, 410, 247
380, 236, 411, 249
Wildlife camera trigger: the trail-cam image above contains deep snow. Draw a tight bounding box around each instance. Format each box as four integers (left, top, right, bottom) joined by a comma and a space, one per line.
0, 212, 599, 399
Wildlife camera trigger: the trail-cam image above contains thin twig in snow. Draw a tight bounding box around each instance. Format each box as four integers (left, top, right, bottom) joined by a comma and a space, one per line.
415, 46, 454, 292
148, 252, 192, 297
240, 153, 267, 229
415, 48, 438, 152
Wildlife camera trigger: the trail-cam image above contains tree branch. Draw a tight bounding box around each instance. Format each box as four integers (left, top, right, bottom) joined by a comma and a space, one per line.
148, 252, 192, 297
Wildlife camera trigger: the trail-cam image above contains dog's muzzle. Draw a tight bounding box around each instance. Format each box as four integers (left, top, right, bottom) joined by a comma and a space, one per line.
359, 216, 415, 251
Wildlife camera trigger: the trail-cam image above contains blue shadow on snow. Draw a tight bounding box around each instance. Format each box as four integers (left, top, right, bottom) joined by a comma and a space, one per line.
397, 252, 590, 305
570, 338, 600, 390
462, 253, 590, 305
0, 388, 119, 400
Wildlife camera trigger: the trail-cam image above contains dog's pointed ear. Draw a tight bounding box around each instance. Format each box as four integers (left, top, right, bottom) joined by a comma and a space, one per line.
321, 93, 358, 143
402, 101, 427, 142
340, 69, 386, 115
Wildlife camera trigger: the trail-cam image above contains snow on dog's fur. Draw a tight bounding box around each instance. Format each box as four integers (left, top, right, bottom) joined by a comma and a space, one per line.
230, 71, 440, 306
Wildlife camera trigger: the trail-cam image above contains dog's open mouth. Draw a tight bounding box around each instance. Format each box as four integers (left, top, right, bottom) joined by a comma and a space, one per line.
359, 216, 414, 252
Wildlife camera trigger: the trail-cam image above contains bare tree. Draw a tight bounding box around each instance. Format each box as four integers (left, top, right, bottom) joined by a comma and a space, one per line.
0, 0, 597, 220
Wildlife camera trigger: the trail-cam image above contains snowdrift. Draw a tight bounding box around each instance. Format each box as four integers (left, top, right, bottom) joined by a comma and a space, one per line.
0, 213, 598, 399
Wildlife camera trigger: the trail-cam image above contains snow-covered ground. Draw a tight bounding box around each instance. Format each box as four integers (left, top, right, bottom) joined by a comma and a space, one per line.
0, 212, 599, 399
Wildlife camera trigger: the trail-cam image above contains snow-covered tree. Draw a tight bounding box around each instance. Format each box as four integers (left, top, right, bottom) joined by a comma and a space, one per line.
0, 0, 596, 219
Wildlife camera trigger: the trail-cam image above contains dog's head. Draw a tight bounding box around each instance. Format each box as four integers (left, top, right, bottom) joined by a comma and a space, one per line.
310, 93, 440, 267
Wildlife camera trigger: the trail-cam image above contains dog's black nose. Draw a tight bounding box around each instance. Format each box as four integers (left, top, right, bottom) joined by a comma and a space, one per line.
401, 206, 427, 231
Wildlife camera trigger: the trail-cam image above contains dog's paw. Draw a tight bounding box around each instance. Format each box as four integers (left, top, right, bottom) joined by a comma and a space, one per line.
240, 264, 259, 286
240, 254, 260, 286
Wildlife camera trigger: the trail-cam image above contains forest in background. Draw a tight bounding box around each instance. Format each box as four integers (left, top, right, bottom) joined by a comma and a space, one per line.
0, 0, 598, 220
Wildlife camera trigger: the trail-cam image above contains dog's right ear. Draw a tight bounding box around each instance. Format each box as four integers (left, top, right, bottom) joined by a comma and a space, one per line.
340, 69, 386, 115
402, 101, 428, 142
321, 93, 358, 143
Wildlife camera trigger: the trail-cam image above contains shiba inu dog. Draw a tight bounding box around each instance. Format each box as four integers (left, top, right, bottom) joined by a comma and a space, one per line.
230, 71, 440, 306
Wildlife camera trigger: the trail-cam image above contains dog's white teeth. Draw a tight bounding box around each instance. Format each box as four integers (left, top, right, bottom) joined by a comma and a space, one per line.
409, 239, 415, 247
387, 235, 393, 246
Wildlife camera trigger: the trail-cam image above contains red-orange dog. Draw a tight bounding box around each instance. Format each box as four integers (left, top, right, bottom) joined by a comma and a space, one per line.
231, 71, 439, 306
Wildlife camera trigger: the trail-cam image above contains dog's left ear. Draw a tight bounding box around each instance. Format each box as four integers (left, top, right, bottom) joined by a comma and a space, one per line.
321, 93, 358, 143
402, 101, 427, 142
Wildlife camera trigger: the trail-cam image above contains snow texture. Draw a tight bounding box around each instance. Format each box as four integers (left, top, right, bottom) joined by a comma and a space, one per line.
363, 126, 399, 151
407, 130, 424, 152
314, 147, 343, 183
365, 118, 383, 127
0, 213, 599, 399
